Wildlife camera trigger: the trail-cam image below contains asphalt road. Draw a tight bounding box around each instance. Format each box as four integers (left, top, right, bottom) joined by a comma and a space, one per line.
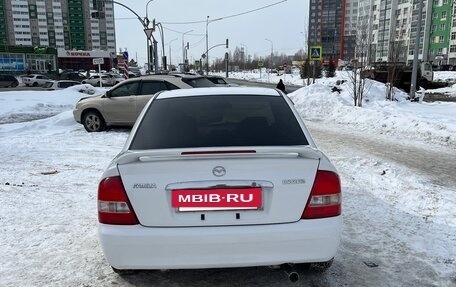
0, 85, 46, 92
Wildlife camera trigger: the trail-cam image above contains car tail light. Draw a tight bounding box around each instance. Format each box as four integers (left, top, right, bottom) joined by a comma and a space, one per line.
302, 170, 341, 219
98, 176, 139, 225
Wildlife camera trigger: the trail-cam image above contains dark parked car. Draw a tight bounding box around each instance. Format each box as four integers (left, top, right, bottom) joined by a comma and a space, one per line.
0, 74, 19, 87
205, 75, 237, 87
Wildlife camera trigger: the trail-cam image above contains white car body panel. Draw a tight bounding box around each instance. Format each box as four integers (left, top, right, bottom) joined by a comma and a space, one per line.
99, 217, 341, 270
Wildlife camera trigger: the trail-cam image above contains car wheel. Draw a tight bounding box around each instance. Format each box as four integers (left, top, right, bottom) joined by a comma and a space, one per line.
32, 82, 38, 87
82, 111, 106, 132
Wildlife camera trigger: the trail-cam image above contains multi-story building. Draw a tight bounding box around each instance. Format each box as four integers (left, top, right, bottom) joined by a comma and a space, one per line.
448, 2, 456, 64
428, 0, 452, 65
343, 0, 359, 62
308, 0, 346, 65
341, 0, 432, 65
0, 0, 116, 73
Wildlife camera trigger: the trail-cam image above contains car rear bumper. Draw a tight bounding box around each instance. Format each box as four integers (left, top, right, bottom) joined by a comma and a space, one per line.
99, 217, 342, 270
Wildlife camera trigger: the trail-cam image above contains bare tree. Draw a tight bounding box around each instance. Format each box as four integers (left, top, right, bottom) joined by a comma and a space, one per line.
293, 49, 306, 61
385, 12, 409, 101
347, 19, 371, 107
385, 41, 403, 101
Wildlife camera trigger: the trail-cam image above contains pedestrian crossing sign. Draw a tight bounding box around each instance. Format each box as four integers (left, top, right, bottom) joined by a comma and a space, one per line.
310, 46, 322, 61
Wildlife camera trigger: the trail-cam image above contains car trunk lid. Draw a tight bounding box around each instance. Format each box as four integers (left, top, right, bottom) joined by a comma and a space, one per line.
116, 146, 321, 227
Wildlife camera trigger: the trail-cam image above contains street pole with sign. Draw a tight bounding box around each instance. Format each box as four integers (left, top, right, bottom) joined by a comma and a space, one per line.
258, 59, 264, 79
93, 57, 104, 87
309, 45, 322, 84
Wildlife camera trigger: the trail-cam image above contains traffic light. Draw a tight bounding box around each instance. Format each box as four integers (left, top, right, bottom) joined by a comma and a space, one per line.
226, 38, 229, 48
91, 11, 105, 19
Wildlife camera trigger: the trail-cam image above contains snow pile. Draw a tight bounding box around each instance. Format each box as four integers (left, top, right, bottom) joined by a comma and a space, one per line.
0, 84, 105, 125
288, 80, 456, 148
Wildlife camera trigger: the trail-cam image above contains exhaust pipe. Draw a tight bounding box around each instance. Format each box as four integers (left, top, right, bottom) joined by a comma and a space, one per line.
282, 264, 299, 282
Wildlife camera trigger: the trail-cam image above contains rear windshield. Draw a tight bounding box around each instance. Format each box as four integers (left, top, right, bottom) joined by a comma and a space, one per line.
181, 77, 215, 87
130, 95, 308, 150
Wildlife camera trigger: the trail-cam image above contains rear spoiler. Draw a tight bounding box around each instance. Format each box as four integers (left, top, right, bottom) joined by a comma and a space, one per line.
115, 146, 322, 165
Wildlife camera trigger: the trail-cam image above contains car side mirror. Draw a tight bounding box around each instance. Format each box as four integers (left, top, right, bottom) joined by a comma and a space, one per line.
105, 91, 111, 98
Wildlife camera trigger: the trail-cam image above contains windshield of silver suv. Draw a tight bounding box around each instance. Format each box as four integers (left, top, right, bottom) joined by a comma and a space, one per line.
130, 95, 309, 149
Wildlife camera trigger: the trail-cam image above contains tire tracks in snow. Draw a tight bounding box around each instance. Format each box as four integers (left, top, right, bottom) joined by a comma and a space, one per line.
307, 121, 456, 188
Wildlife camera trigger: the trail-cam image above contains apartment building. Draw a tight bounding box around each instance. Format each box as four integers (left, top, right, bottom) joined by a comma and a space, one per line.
428, 0, 453, 64
448, 2, 456, 64
343, 0, 456, 67
308, 0, 345, 64
343, 0, 359, 61
0, 0, 116, 73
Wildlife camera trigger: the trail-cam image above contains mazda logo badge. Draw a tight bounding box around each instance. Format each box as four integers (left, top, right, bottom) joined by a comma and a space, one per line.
212, 166, 226, 177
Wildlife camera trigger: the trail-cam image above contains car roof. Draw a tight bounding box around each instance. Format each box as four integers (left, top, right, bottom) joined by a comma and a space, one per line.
156, 87, 281, 99
122, 74, 205, 81
119, 74, 208, 87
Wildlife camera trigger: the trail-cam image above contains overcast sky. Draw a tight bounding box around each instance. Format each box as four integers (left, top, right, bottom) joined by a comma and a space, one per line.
113, 0, 308, 67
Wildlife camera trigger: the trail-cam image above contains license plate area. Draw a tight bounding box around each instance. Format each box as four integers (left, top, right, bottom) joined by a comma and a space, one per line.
171, 187, 262, 212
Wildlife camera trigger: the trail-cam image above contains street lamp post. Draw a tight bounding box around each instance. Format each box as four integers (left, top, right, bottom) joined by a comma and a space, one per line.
240, 43, 248, 70
265, 38, 273, 67
265, 38, 273, 82
206, 16, 209, 74
300, 31, 306, 60
145, 0, 155, 22
110, 1, 151, 75
182, 30, 193, 70
205, 15, 223, 75
168, 38, 177, 69
145, 0, 156, 71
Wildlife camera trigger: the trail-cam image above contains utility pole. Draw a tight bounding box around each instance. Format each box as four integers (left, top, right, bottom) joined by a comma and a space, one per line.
265, 38, 273, 83
182, 30, 193, 72
206, 16, 209, 74
409, 0, 424, 98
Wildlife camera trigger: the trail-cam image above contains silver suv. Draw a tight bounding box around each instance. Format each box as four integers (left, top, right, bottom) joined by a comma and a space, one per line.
73, 74, 215, 132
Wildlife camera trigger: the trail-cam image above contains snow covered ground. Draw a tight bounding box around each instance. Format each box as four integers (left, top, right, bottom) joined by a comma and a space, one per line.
0, 77, 455, 286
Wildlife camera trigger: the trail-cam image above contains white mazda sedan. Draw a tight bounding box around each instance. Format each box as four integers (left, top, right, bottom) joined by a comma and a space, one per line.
98, 87, 342, 274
